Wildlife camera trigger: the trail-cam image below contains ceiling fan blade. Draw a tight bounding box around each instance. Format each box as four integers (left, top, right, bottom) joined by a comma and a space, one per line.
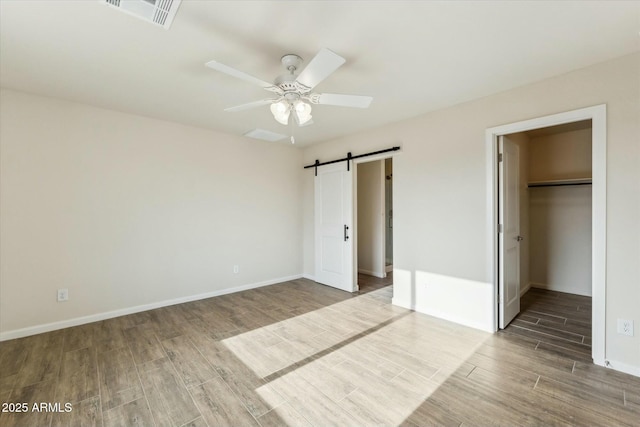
313, 93, 373, 108
205, 60, 277, 90
224, 99, 276, 112
295, 48, 346, 91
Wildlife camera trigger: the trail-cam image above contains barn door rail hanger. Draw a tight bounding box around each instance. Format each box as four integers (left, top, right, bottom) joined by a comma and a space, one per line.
304, 146, 400, 176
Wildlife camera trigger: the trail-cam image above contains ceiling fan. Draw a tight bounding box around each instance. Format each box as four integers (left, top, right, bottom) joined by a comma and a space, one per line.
205, 48, 373, 127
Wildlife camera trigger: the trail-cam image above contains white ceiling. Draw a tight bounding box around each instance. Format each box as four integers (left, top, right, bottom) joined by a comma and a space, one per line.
1, 1, 639, 147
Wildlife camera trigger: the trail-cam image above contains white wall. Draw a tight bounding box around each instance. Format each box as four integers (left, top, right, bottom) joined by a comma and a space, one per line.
357, 160, 384, 278
528, 128, 593, 296
529, 186, 592, 296
0, 89, 303, 338
301, 53, 640, 372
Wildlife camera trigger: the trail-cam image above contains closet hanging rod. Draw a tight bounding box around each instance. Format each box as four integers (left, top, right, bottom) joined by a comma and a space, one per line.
528, 181, 592, 188
304, 146, 400, 175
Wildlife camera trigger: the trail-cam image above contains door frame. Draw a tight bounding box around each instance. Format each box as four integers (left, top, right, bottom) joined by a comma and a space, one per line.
354, 159, 387, 281
486, 104, 607, 366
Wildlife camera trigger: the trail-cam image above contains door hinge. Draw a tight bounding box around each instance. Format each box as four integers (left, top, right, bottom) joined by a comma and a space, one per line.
498, 153, 503, 162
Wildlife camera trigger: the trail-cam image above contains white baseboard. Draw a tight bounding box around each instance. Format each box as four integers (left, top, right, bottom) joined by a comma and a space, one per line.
0, 274, 303, 342
391, 297, 412, 310
301, 273, 316, 281
529, 282, 591, 297
358, 268, 385, 278
520, 282, 532, 296
604, 358, 640, 378
385, 264, 393, 273
392, 296, 494, 333
530, 282, 548, 290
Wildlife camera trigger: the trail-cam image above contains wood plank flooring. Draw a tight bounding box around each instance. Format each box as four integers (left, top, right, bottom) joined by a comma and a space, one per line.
505, 287, 592, 362
1, 276, 638, 426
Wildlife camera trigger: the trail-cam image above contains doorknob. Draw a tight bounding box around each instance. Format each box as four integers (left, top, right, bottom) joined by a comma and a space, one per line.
344, 225, 349, 242
516, 236, 524, 242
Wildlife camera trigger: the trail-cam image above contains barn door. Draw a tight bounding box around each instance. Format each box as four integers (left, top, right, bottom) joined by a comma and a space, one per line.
314, 162, 354, 291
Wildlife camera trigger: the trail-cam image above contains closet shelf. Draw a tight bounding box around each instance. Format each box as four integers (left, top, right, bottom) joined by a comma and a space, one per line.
527, 178, 592, 188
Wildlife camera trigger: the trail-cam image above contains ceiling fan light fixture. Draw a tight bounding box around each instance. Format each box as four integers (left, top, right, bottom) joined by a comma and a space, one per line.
293, 100, 312, 125
270, 100, 290, 125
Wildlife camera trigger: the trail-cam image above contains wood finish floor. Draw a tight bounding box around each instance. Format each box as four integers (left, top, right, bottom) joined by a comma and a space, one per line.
505, 287, 592, 362
1, 276, 639, 427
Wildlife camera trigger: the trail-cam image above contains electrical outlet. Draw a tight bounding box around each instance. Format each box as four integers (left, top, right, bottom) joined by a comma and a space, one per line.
57, 288, 69, 302
617, 318, 634, 336
233, 265, 239, 274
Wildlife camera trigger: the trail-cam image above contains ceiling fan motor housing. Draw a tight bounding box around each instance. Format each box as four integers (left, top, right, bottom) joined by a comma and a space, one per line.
274, 73, 309, 100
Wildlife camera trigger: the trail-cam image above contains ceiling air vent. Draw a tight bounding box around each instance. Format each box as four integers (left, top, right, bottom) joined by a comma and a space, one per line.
244, 129, 287, 142
103, 0, 182, 30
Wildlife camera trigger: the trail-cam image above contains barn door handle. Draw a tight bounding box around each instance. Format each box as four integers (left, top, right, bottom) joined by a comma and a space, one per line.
344, 225, 349, 242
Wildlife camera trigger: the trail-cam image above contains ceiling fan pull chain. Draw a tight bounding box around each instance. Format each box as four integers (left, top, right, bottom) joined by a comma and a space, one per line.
290, 115, 295, 144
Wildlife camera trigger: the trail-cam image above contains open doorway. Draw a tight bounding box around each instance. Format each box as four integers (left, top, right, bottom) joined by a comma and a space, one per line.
313, 147, 399, 294
356, 157, 393, 294
385, 158, 393, 274
500, 120, 593, 361
487, 104, 606, 367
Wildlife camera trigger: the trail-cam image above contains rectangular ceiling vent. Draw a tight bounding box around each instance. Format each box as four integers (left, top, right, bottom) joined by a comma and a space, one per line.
244, 129, 287, 142
103, 0, 182, 30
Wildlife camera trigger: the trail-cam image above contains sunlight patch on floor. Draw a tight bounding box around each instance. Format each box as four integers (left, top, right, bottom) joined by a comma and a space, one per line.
221, 285, 490, 425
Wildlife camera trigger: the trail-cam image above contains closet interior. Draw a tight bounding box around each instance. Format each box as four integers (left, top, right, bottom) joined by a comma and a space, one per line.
510, 120, 593, 296
504, 119, 593, 359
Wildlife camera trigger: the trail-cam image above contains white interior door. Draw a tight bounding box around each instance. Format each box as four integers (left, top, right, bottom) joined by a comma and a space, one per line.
315, 162, 354, 291
499, 135, 521, 328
